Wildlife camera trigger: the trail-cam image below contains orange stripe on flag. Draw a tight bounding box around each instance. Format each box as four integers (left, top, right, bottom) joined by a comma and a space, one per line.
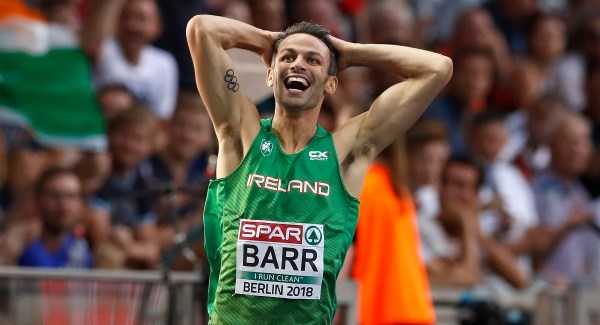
0, 0, 45, 22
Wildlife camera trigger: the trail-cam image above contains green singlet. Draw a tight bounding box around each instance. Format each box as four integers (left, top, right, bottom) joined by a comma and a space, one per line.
203, 118, 359, 325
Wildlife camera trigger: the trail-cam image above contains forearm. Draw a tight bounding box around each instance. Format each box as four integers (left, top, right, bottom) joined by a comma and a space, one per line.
458, 225, 481, 278
187, 15, 271, 55
80, 0, 127, 61
480, 235, 528, 289
343, 43, 452, 78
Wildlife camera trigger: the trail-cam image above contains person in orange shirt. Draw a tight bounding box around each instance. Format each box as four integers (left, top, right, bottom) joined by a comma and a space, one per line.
352, 139, 435, 325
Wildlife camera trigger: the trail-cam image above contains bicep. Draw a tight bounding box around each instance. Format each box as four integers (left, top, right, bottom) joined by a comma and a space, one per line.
358, 74, 449, 156
186, 23, 256, 137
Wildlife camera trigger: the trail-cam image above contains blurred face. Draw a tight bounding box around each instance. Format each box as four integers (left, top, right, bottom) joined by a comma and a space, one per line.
409, 140, 450, 187
117, 0, 160, 48
470, 122, 508, 163
453, 54, 494, 102
551, 119, 592, 177
530, 17, 566, 63
268, 34, 337, 113
511, 62, 543, 108
441, 162, 480, 208
295, 0, 344, 37
108, 124, 153, 171
38, 173, 83, 235
168, 109, 212, 161
455, 9, 495, 48
369, 10, 415, 46
251, 0, 285, 31
527, 99, 565, 144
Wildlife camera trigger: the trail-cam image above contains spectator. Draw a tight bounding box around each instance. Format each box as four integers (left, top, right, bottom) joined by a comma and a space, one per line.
467, 112, 538, 243
154, 0, 207, 90
89, 0, 179, 119
438, 7, 513, 81
553, 11, 600, 111
18, 167, 93, 268
425, 48, 496, 154
420, 156, 482, 287
506, 95, 567, 178
407, 120, 450, 221
290, 0, 349, 39
484, 0, 539, 54
531, 112, 599, 284
366, 0, 419, 96
421, 156, 526, 288
524, 13, 577, 110
93, 106, 160, 268
147, 92, 213, 247
352, 139, 436, 325
248, 0, 286, 32
222, 0, 252, 24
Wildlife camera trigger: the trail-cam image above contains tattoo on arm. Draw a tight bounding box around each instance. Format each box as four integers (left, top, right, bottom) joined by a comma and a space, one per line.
224, 69, 240, 92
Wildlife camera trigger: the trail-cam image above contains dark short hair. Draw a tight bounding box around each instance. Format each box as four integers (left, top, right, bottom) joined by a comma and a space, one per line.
35, 166, 79, 196
406, 119, 449, 153
442, 155, 485, 189
106, 105, 158, 134
468, 110, 507, 130
272, 22, 339, 75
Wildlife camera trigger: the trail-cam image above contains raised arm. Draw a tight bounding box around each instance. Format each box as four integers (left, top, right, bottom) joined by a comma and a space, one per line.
80, 0, 126, 62
186, 15, 275, 178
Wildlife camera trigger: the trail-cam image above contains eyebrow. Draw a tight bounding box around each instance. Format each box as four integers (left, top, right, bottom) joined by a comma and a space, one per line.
279, 48, 325, 59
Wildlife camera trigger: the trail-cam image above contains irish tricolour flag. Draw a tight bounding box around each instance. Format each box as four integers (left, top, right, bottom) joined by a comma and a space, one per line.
0, 1, 105, 150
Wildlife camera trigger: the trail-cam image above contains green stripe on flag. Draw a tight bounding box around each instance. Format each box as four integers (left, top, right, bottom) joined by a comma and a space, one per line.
0, 47, 105, 149
240, 271, 321, 285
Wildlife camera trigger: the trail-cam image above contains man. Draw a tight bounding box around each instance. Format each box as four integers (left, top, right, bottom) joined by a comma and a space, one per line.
530, 112, 599, 284
18, 167, 93, 268
87, 0, 178, 119
421, 156, 526, 289
186, 15, 452, 324
467, 112, 538, 244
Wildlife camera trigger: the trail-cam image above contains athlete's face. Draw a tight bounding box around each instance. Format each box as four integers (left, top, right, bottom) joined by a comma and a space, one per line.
268, 34, 337, 113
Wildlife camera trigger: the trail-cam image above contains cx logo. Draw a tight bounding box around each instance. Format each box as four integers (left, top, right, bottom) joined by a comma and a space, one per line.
309, 151, 328, 161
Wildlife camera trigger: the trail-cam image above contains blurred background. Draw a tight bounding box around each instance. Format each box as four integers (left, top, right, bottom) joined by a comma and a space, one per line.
1, 0, 600, 324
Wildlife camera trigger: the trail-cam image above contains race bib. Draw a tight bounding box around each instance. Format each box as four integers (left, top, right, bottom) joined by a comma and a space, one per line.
235, 219, 324, 300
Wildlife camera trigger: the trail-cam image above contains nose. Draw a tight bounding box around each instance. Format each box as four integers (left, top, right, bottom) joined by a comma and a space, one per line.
290, 56, 307, 72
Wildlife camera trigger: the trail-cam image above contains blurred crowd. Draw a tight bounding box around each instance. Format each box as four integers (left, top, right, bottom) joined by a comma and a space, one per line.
2, 0, 600, 317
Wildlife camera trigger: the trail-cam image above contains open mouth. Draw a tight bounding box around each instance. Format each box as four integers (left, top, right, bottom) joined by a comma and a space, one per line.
284, 75, 311, 92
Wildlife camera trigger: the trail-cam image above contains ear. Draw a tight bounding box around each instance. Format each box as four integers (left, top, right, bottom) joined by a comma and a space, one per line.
324, 75, 338, 96
266, 67, 274, 87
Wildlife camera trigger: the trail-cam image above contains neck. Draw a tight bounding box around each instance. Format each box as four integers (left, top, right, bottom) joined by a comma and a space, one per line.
42, 229, 67, 252
271, 105, 320, 154
118, 39, 143, 64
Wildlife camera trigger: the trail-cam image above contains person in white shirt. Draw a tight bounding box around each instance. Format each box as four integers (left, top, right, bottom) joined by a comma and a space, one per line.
84, 0, 178, 119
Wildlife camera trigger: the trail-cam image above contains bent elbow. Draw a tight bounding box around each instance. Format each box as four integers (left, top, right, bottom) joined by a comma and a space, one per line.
433, 56, 453, 83
186, 15, 210, 43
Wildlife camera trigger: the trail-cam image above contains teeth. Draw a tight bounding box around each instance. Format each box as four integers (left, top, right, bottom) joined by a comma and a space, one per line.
287, 76, 309, 86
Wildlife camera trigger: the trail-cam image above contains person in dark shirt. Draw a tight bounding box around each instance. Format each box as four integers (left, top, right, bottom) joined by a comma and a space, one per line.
92, 106, 160, 268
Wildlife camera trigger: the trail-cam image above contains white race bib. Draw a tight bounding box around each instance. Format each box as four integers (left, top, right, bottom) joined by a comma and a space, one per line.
235, 219, 324, 300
